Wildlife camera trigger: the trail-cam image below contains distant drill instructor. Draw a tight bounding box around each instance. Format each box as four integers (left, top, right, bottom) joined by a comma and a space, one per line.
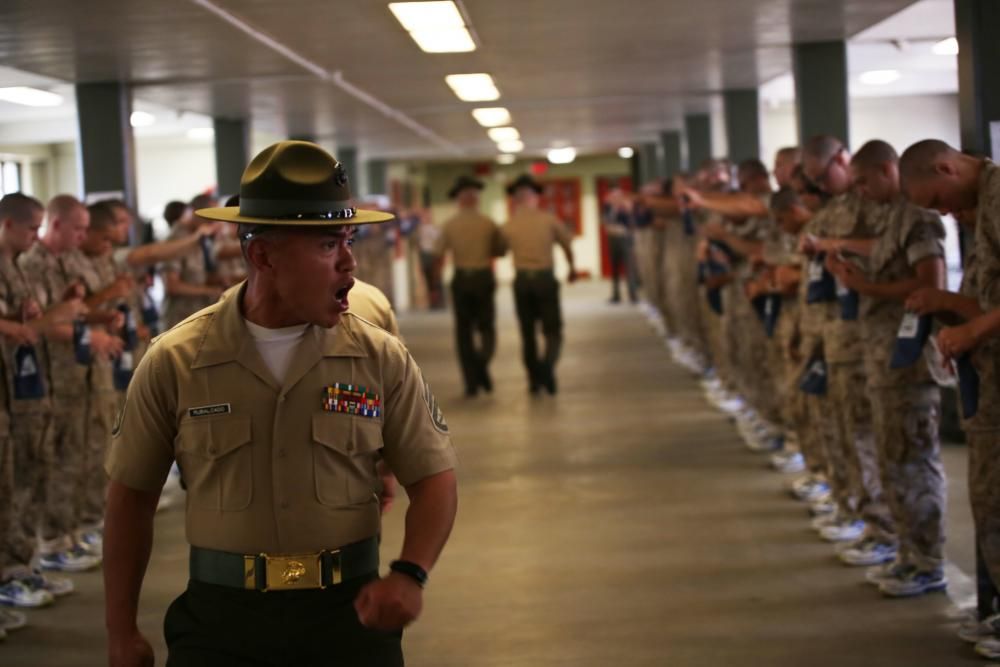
435, 175, 506, 397
103, 141, 458, 667
501, 174, 577, 395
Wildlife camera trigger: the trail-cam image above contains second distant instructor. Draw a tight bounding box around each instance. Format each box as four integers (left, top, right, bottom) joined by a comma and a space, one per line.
436, 175, 506, 397
503, 175, 577, 395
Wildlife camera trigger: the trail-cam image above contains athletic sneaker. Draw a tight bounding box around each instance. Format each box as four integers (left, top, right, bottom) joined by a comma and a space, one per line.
790, 477, 830, 502
77, 529, 103, 557
865, 560, 911, 586
958, 613, 1000, 644
39, 545, 101, 573
838, 538, 897, 567
771, 451, 805, 474
18, 571, 74, 597
820, 519, 866, 543
0, 579, 54, 608
808, 496, 837, 517
878, 567, 947, 597
976, 635, 1000, 660
811, 511, 842, 531
0, 609, 26, 631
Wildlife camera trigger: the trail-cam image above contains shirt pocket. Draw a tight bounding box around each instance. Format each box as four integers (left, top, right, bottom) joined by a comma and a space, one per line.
175, 414, 253, 511
311, 413, 383, 507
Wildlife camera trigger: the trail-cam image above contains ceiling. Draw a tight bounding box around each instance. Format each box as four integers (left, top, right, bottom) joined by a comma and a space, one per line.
0, 0, 954, 160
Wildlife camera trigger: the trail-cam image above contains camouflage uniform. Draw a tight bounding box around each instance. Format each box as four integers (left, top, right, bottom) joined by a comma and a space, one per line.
67, 251, 120, 529
19, 243, 89, 545
967, 160, 1000, 587
672, 212, 708, 362
0, 253, 50, 566
862, 200, 946, 566
817, 193, 882, 521
162, 224, 216, 330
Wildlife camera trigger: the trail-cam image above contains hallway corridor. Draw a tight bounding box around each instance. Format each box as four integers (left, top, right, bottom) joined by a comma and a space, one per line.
7, 281, 982, 666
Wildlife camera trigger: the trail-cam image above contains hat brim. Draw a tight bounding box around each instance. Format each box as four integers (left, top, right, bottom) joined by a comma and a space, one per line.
506, 183, 543, 196
195, 206, 395, 226
448, 183, 484, 199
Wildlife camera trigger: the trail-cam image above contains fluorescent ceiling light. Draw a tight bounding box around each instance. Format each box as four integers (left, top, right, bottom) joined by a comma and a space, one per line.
497, 140, 524, 153
445, 73, 499, 101
487, 126, 520, 142
859, 69, 901, 86
472, 107, 511, 127
496, 154, 516, 165
409, 27, 475, 53
618, 147, 634, 159
0, 87, 63, 107
389, 2, 476, 53
187, 127, 215, 140
389, 2, 464, 31
130, 111, 156, 127
547, 147, 577, 164
933, 37, 959, 56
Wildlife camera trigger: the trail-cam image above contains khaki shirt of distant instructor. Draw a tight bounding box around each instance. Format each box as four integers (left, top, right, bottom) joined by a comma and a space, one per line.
503, 209, 573, 270
434, 210, 506, 270
105, 282, 456, 554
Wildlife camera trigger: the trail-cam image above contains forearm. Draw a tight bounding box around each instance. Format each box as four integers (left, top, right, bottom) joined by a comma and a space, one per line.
85, 286, 123, 309
820, 237, 876, 257
104, 481, 158, 636
643, 196, 680, 215
856, 277, 926, 301
126, 237, 199, 267
697, 192, 768, 218
940, 292, 984, 321
968, 308, 1000, 345
398, 470, 457, 573
166, 275, 217, 297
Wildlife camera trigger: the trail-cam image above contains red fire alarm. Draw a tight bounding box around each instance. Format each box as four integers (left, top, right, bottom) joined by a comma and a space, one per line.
473, 162, 492, 176
530, 161, 549, 176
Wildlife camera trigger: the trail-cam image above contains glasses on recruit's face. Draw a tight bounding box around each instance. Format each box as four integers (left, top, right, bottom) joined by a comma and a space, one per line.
807, 148, 843, 189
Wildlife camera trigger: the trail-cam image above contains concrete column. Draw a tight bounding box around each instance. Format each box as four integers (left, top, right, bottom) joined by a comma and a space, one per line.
74, 82, 137, 207
955, 0, 1000, 156
723, 90, 761, 163
365, 159, 387, 197
792, 41, 849, 144
213, 118, 249, 201
660, 130, 683, 177
684, 114, 712, 171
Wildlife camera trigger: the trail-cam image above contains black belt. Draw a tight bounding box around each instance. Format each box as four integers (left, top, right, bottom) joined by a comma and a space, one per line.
189, 537, 379, 592
453, 267, 493, 276
515, 269, 554, 278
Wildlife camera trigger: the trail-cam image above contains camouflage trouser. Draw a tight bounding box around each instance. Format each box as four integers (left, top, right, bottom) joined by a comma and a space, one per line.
9, 410, 53, 566
871, 385, 945, 571
799, 333, 840, 486
80, 391, 118, 528
0, 426, 14, 572
745, 312, 781, 426
830, 363, 891, 533
967, 430, 1000, 592
44, 399, 89, 542
776, 311, 813, 464
672, 241, 707, 359
700, 294, 724, 381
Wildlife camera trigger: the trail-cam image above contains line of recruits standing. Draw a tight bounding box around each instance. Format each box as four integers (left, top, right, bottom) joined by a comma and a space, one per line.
435, 174, 577, 397
612, 133, 1000, 662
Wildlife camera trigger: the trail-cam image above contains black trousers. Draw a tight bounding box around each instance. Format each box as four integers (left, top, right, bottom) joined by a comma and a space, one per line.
164, 576, 403, 667
512, 271, 563, 383
607, 236, 638, 302
451, 270, 497, 391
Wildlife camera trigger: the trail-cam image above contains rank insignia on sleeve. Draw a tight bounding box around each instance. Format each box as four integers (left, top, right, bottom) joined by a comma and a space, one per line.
324, 383, 382, 418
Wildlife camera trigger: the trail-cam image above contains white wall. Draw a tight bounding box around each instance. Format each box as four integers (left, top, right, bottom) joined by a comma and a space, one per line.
134, 138, 216, 236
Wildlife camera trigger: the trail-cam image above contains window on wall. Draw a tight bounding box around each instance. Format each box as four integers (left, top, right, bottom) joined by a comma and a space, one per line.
0, 161, 21, 195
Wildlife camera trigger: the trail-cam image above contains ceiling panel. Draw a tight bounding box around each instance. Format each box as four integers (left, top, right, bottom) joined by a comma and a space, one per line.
0, 0, 922, 159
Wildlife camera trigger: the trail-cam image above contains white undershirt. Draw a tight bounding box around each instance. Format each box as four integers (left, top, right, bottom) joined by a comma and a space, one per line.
244, 319, 309, 385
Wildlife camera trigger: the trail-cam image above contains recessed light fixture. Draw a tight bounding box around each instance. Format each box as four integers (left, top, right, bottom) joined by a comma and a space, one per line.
472, 107, 511, 127
547, 147, 577, 164
932, 37, 959, 56
618, 147, 634, 159
130, 111, 156, 127
445, 73, 500, 102
389, 2, 476, 53
859, 69, 901, 86
0, 87, 63, 107
496, 154, 516, 165
487, 127, 520, 142
187, 127, 215, 140
497, 139, 524, 153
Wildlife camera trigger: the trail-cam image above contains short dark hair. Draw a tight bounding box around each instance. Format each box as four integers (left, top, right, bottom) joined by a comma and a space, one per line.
899, 139, 957, 184
851, 140, 898, 170
803, 135, 845, 162
770, 186, 803, 213
163, 200, 188, 226
87, 201, 117, 231
738, 159, 769, 181
0, 192, 43, 224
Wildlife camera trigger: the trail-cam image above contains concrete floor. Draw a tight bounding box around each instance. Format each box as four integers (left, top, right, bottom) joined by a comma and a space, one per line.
3, 281, 985, 666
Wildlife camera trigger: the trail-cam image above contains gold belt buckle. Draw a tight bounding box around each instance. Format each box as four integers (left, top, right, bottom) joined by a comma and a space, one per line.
243, 552, 324, 592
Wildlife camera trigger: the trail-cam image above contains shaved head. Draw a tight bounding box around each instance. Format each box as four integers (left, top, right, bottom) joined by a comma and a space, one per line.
852, 140, 898, 170
0, 192, 43, 224
898, 139, 983, 216
47, 193, 84, 221
803, 135, 845, 163
849, 140, 900, 203
802, 135, 851, 196
899, 139, 959, 186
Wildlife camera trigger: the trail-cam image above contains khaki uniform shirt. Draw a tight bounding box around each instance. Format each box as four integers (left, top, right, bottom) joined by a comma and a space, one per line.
348, 280, 400, 338
503, 209, 573, 271
861, 200, 945, 388
0, 253, 45, 415
435, 210, 506, 270
19, 244, 88, 399
959, 247, 1000, 430
162, 225, 215, 329
106, 284, 457, 554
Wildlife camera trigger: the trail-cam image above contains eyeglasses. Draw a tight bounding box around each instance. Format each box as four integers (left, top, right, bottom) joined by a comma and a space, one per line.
807, 148, 844, 190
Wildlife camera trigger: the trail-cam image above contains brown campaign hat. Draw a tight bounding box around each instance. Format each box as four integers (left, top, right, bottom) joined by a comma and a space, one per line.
447, 174, 484, 199
196, 141, 394, 226
505, 174, 543, 196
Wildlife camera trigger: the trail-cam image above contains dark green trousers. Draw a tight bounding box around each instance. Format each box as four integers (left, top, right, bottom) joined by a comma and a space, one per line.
513, 271, 563, 385
451, 269, 496, 391
164, 575, 403, 667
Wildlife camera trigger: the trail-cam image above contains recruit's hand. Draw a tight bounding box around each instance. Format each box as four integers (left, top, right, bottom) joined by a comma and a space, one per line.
110, 275, 136, 300
62, 283, 85, 302
774, 265, 800, 294
798, 234, 819, 256
21, 298, 42, 321
108, 628, 155, 667
45, 298, 88, 325
354, 572, 423, 631
680, 187, 704, 210
7, 322, 38, 346
826, 256, 865, 291
90, 329, 125, 359
905, 288, 946, 316
702, 220, 726, 241
937, 323, 978, 361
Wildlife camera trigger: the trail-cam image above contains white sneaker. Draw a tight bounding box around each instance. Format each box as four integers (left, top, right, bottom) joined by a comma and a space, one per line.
811, 511, 842, 531
808, 495, 837, 516
39, 545, 101, 573
878, 567, 947, 598
838, 538, 897, 567
789, 477, 830, 502
0, 608, 26, 632
819, 519, 866, 543
76, 529, 103, 557
18, 571, 74, 597
865, 560, 909, 586
0, 579, 53, 608
976, 635, 1000, 660
771, 451, 805, 473
959, 613, 1000, 644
